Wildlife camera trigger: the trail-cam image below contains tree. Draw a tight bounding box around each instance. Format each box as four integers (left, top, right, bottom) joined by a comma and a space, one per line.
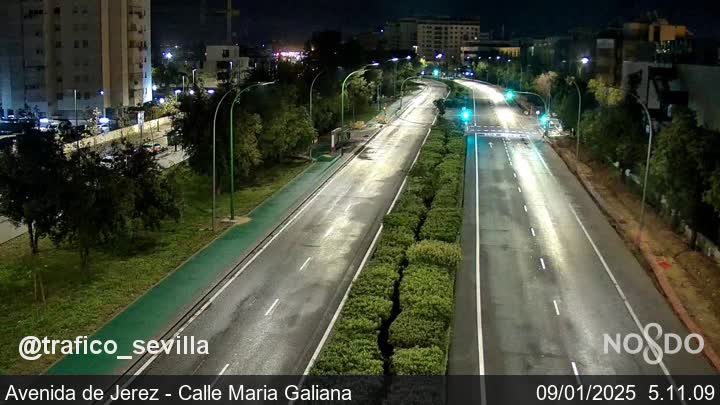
433, 99, 446, 116
311, 93, 340, 135
259, 104, 317, 161
346, 74, 374, 121
534, 71, 559, 99
580, 105, 644, 176
115, 143, 181, 231
0, 131, 66, 301
232, 111, 263, 178
652, 109, 719, 247
587, 78, 625, 107
85, 107, 101, 137
53, 149, 135, 274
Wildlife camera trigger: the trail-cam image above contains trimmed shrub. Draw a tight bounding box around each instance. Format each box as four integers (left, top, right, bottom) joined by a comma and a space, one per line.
404, 296, 453, 327
400, 265, 453, 308
391, 346, 446, 375
373, 244, 406, 267
394, 193, 427, 218
383, 212, 422, 234
407, 240, 462, 271
350, 263, 399, 301
406, 176, 435, 204
421, 138, 446, 155
420, 208, 462, 242
311, 336, 384, 375
378, 227, 416, 250
445, 137, 465, 155
389, 311, 447, 349
335, 316, 379, 337
432, 184, 459, 209
343, 295, 393, 328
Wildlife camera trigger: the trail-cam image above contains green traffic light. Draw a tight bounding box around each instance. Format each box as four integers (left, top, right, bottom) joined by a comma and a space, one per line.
459, 107, 472, 122
432, 68, 440, 77
505, 90, 515, 101
539, 114, 550, 126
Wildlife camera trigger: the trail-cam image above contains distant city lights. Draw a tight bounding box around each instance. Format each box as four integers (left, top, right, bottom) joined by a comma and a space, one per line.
274, 51, 305, 62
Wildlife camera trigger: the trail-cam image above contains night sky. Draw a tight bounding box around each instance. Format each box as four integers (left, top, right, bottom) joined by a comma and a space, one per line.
152, 0, 720, 47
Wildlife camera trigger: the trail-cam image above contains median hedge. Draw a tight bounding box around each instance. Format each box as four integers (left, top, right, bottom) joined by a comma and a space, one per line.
312, 117, 466, 379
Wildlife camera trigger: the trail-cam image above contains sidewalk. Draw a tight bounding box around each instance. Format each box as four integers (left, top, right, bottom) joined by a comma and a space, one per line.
48, 90, 420, 375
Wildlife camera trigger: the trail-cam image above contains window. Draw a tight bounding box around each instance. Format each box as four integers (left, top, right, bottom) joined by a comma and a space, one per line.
74, 40, 79, 48
54, 7, 60, 15
222, 49, 230, 58
57, 76, 63, 83
82, 40, 88, 48
56, 93, 64, 100
55, 41, 62, 48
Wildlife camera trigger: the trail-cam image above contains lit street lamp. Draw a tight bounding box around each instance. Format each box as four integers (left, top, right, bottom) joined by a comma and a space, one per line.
309, 69, 325, 124
340, 63, 379, 130
567, 76, 582, 168
512, 90, 550, 136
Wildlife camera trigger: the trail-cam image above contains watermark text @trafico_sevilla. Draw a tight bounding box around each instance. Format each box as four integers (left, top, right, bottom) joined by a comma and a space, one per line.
19, 335, 208, 361
604, 323, 704, 365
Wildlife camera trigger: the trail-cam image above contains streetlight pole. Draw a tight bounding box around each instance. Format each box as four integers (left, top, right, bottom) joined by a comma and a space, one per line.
625, 91, 654, 245
309, 69, 324, 123
211, 89, 237, 231
515, 90, 549, 136
340, 63, 379, 130
399, 75, 420, 111
192, 69, 197, 85
228, 81, 275, 220
568, 78, 582, 166
74, 89, 79, 149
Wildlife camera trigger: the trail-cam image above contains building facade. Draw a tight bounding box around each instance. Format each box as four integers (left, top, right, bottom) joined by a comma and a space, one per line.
201, 44, 249, 88
0, 0, 152, 119
384, 18, 418, 52
416, 18, 482, 61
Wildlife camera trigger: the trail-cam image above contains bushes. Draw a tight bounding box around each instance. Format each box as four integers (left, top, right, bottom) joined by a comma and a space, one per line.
407, 240, 462, 271
394, 193, 427, 218
373, 244, 406, 267
420, 208, 462, 242
383, 212, 422, 234
392, 346, 446, 375
311, 336, 385, 375
432, 183, 459, 208
350, 263, 399, 301
405, 177, 435, 204
400, 265, 453, 308
378, 228, 416, 250
389, 311, 447, 349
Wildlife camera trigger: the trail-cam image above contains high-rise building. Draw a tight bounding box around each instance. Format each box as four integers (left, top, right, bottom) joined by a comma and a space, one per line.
385, 17, 482, 61
0, 0, 152, 119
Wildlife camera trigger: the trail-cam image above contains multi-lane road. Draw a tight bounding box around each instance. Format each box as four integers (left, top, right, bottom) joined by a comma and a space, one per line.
449, 80, 715, 377
134, 80, 447, 375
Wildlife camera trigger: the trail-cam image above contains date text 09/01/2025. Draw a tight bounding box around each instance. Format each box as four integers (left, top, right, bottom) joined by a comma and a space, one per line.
536, 384, 716, 402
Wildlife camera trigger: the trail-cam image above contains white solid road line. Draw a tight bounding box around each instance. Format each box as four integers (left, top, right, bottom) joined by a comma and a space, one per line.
540, 257, 546, 270
571, 361, 582, 384
219, 363, 229, 375
475, 134, 487, 377
264, 298, 280, 316
553, 300, 560, 316
569, 204, 675, 379
298, 257, 312, 273
210, 363, 231, 389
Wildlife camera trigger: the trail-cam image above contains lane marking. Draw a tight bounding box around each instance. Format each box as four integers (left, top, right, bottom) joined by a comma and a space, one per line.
513, 173, 517, 178
553, 300, 560, 316
323, 224, 335, 239
530, 227, 536, 237
298, 257, 312, 273
518, 186, 522, 193
264, 298, 280, 316
116, 355, 133, 360
571, 362, 582, 384
210, 363, 231, 389
219, 363, 229, 375
475, 133, 488, 405
523, 205, 528, 213
540, 257, 546, 270
568, 204, 674, 379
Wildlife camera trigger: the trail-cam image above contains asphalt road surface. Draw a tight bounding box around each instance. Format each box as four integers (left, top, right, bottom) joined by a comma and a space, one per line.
138, 80, 446, 375
449, 80, 715, 377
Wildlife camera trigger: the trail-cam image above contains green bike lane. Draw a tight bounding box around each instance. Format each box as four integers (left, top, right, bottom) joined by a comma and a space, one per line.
49, 157, 340, 375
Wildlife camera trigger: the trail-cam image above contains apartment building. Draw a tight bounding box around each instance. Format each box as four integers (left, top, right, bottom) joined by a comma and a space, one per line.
0, 0, 152, 119
385, 17, 482, 61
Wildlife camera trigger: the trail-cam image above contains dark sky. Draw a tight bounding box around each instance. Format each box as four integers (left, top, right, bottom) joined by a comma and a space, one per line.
152, 0, 720, 47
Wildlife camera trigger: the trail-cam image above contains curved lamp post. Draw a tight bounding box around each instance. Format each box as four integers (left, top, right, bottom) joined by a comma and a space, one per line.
515, 90, 550, 136
624, 91, 654, 245
309, 69, 325, 124
340, 63, 379, 130
211, 89, 237, 230
567, 76, 583, 167
227, 81, 275, 220
399, 75, 422, 111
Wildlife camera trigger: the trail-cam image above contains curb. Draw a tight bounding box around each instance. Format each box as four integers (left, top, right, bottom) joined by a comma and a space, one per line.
548, 140, 720, 372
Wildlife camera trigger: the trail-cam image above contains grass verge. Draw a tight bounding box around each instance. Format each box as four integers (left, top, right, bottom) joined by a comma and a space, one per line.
0, 161, 309, 374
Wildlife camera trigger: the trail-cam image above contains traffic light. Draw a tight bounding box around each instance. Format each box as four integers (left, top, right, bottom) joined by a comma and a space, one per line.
504, 90, 515, 101
432, 68, 440, 78
459, 107, 472, 123
539, 113, 550, 126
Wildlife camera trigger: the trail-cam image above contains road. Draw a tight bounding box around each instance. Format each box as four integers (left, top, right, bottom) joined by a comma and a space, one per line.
136, 80, 446, 375
449, 80, 715, 377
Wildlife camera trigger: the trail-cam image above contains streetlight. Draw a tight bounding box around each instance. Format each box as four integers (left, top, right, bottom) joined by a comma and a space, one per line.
389, 57, 399, 97
566, 76, 583, 168
192, 68, 197, 85
228, 81, 275, 219
211, 89, 237, 231
399, 75, 421, 110
513, 90, 550, 136
340, 63, 379, 130
309, 69, 325, 124
624, 91, 654, 245
99, 89, 106, 118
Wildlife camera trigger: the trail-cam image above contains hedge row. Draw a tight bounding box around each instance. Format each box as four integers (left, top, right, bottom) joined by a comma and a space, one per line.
387, 119, 466, 375
312, 117, 465, 378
